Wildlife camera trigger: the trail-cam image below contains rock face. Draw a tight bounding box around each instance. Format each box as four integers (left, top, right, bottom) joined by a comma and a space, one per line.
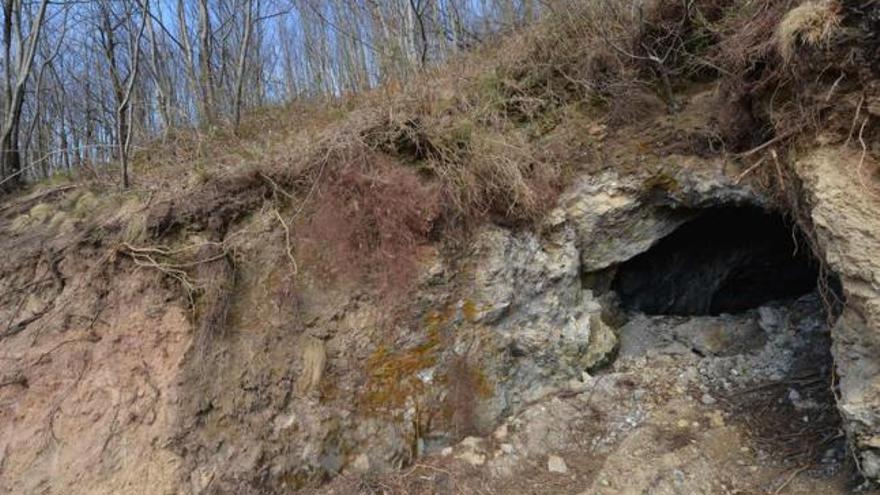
555, 169, 763, 273
462, 166, 762, 421
0, 255, 191, 495
436, 153, 880, 486
331, 290, 841, 494
4, 147, 880, 493
796, 147, 880, 478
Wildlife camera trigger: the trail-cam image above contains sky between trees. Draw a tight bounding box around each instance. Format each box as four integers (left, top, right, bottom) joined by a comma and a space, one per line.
0, 0, 544, 190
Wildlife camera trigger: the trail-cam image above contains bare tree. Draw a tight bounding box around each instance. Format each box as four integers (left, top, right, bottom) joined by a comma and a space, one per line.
96, 0, 147, 188
197, 0, 216, 125
0, 0, 548, 190
232, 0, 255, 127
143, 1, 176, 133
0, 0, 50, 190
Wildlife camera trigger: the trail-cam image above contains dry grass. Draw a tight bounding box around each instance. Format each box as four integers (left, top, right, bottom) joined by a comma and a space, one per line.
122, 17, 595, 294
30, 0, 874, 301
777, 0, 842, 63
710, 0, 878, 154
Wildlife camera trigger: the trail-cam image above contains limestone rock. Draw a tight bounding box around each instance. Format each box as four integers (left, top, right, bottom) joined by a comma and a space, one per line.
547, 455, 568, 474
584, 314, 619, 370
469, 224, 603, 412
796, 147, 880, 480
350, 454, 371, 473
295, 335, 326, 396
553, 170, 760, 272
454, 437, 488, 466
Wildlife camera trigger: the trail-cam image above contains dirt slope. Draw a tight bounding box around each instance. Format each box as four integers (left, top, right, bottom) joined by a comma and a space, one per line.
1, 1, 880, 494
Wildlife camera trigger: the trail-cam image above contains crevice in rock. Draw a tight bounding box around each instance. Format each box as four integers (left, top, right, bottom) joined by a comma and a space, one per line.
611, 205, 821, 316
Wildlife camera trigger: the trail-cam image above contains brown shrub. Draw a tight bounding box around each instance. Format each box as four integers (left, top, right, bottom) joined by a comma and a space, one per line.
495, 0, 732, 122
714, 1, 798, 79
632, 0, 730, 77
296, 153, 441, 296
709, 0, 868, 151
496, 0, 638, 109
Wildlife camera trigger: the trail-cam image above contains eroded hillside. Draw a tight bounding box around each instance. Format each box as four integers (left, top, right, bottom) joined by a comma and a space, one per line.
2, 1, 880, 494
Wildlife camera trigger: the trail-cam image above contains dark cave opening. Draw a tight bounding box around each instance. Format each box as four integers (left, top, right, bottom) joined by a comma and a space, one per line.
612, 206, 821, 316
608, 206, 852, 480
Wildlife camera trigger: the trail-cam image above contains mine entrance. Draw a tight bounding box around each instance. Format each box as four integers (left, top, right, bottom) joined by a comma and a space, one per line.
612, 206, 820, 316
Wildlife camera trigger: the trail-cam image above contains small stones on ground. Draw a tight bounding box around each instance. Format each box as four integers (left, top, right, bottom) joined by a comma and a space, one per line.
707, 410, 725, 428
459, 436, 483, 449
587, 123, 607, 139
456, 451, 486, 466
672, 469, 686, 486
548, 455, 568, 474
351, 454, 370, 473
493, 424, 508, 441
701, 393, 716, 405
454, 436, 487, 466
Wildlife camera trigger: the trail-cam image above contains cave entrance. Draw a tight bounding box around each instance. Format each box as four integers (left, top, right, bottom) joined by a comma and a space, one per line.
612, 205, 820, 316
607, 205, 849, 476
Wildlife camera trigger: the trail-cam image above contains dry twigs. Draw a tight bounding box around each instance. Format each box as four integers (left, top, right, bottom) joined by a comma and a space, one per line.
772, 465, 809, 494
119, 240, 232, 309
272, 209, 298, 275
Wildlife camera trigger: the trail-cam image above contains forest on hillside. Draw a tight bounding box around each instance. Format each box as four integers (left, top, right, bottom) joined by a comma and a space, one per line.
0, 0, 542, 190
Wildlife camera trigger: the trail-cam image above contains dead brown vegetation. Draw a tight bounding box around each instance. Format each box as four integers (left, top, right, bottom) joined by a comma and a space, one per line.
12, 0, 877, 343
296, 155, 441, 295
133, 49, 578, 296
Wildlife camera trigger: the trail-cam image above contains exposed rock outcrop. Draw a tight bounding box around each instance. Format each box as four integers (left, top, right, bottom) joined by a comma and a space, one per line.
797, 147, 880, 478
4, 147, 880, 494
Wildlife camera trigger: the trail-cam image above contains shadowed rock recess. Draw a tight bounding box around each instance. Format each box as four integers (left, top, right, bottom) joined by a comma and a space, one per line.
613, 206, 821, 316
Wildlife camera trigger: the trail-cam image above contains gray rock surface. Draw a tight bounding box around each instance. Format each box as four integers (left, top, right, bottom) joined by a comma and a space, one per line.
551, 169, 762, 272
8, 144, 878, 493
335, 290, 846, 494
797, 147, 880, 479
463, 168, 760, 419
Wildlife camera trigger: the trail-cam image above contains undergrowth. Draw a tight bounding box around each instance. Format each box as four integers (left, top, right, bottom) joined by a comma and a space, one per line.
44, 0, 876, 320
296, 155, 441, 297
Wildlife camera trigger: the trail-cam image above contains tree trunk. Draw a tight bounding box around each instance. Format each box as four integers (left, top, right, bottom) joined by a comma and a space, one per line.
232, 0, 254, 128
0, 123, 21, 188
0, 0, 50, 191
198, 0, 216, 125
